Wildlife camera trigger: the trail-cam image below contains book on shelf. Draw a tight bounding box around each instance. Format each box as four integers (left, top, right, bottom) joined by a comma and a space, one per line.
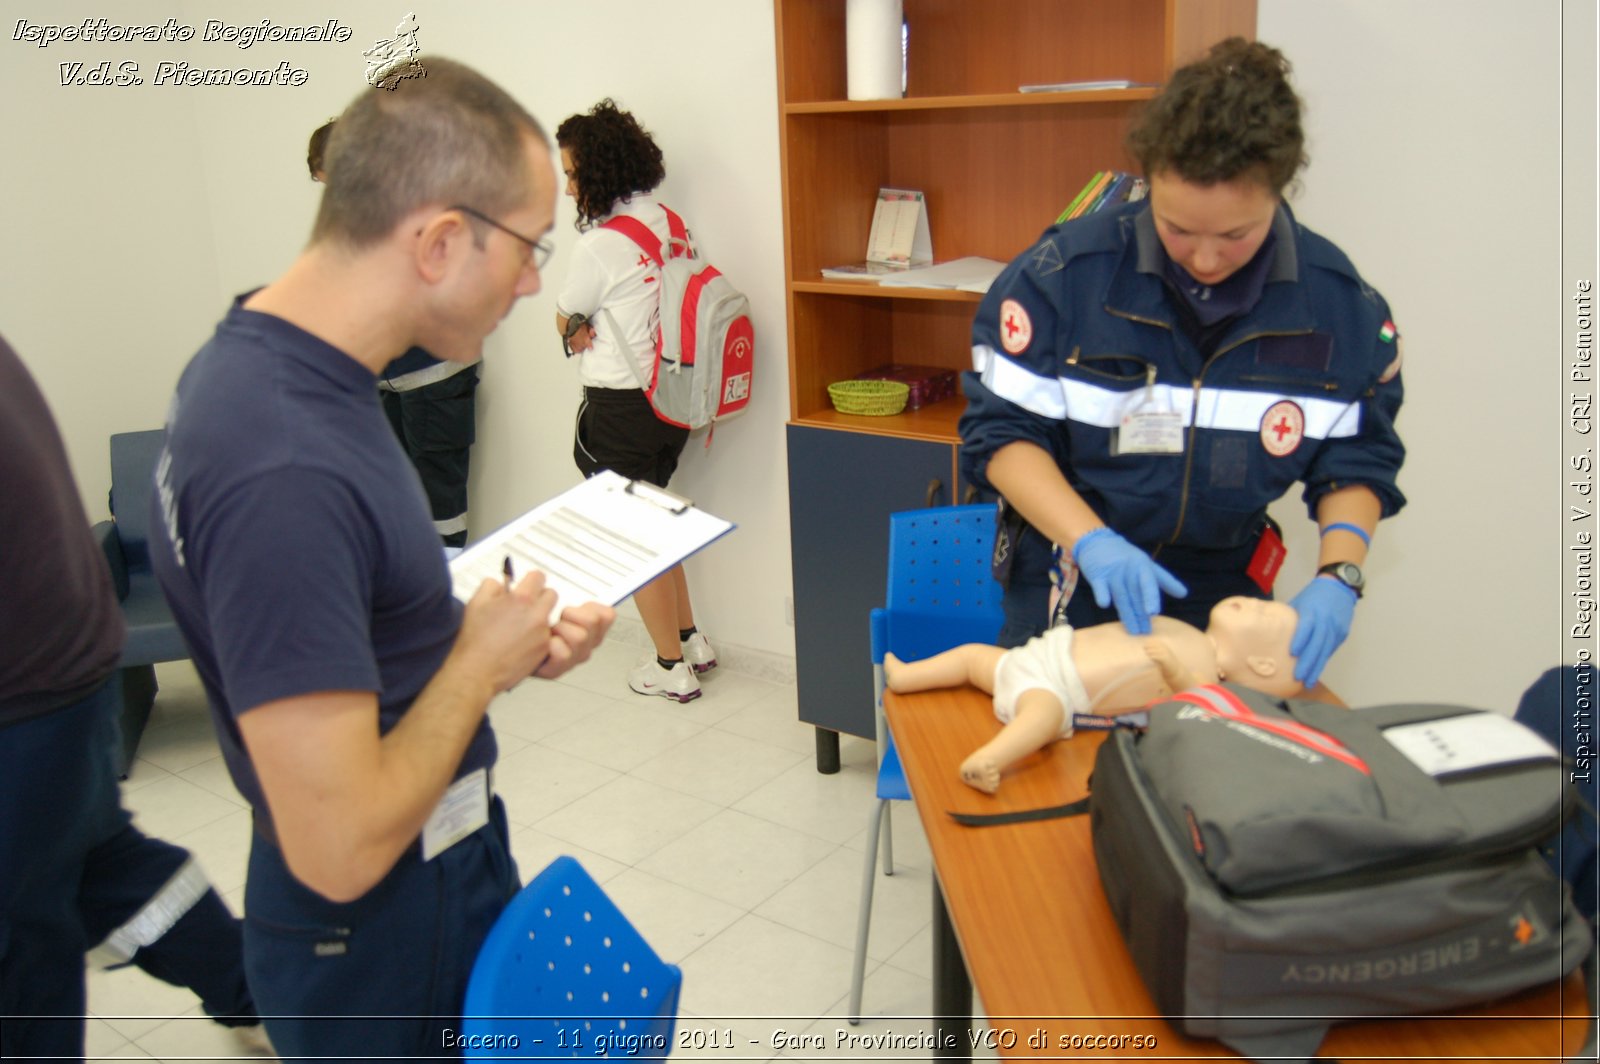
1059, 171, 1112, 222
1057, 169, 1147, 223
1057, 170, 1105, 221
1018, 78, 1158, 93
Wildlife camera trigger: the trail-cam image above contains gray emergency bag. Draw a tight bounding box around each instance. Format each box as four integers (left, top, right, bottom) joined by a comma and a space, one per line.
1090, 683, 1591, 1063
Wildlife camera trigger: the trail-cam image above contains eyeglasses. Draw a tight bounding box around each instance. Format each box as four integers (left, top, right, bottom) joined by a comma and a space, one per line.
450, 204, 553, 270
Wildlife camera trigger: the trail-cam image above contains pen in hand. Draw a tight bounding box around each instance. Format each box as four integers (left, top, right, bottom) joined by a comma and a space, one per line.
502, 555, 514, 589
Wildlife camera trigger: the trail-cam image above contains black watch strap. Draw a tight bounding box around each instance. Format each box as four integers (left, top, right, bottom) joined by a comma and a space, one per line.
1316, 561, 1364, 598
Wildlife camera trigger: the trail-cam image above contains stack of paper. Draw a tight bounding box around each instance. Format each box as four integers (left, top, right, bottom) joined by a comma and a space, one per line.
874, 256, 1007, 293
820, 261, 912, 281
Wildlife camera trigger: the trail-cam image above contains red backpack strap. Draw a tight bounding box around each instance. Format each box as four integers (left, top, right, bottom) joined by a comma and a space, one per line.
659, 206, 691, 259
600, 215, 663, 266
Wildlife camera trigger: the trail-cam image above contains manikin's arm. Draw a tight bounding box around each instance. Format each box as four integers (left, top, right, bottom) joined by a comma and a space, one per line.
1143, 638, 1207, 696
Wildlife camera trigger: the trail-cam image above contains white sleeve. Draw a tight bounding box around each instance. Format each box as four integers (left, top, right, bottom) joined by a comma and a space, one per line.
556, 234, 612, 320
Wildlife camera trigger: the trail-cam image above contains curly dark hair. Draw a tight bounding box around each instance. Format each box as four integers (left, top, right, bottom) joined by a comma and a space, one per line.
1126, 38, 1306, 194
555, 99, 665, 228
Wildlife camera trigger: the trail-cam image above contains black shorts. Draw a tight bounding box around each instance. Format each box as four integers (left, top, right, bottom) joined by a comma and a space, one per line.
573, 387, 690, 488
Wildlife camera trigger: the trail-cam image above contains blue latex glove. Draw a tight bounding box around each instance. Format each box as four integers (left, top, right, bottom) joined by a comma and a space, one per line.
1071, 527, 1188, 636
1288, 577, 1358, 688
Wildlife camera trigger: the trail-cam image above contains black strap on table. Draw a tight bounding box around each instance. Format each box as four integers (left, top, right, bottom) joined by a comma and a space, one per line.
948, 795, 1090, 827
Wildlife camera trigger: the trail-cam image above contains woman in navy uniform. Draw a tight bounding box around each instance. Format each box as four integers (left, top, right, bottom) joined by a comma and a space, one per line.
960, 39, 1404, 688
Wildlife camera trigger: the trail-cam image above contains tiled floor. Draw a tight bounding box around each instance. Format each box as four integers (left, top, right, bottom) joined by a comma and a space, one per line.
86, 642, 999, 1062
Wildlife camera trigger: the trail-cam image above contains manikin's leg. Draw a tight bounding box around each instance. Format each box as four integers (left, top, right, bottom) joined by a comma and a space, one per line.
634, 563, 693, 659
884, 645, 1004, 695
959, 689, 1065, 795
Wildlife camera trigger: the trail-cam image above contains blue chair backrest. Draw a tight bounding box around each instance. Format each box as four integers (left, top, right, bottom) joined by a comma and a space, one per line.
463, 856, 681, 1061
883, 504, 1005, 660
109, 429, 166, 570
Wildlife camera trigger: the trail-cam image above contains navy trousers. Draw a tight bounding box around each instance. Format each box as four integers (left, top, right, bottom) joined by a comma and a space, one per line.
243, 796, 519, 1062
381, 365, 479, 548
0, 678, 253, 1058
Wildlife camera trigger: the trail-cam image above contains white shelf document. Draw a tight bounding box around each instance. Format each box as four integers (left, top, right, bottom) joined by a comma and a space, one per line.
449, 471, 735, 620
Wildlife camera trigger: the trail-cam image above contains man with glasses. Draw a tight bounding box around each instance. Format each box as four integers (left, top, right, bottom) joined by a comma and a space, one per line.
152, 59, 611, 1060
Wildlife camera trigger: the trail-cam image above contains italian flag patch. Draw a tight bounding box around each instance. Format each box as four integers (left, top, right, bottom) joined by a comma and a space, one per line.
1378, 320, 1398, 343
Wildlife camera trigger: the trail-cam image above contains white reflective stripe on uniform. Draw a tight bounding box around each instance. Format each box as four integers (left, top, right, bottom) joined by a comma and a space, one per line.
433, 513, 468, 536
972, 344, 1068, 419
1188, 385, 1359, 438
377, 359, 472, 393
1057, 376, 1361, 439
86, 857, 211, 968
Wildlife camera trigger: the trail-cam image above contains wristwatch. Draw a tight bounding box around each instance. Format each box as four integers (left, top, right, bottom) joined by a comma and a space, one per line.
1316, 561, 1365, 599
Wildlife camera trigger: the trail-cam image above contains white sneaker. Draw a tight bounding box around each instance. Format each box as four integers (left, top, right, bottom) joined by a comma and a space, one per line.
682, 631, 718, 674
628, 657, 702, 702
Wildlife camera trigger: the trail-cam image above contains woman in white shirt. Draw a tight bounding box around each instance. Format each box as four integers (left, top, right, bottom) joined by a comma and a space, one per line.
554, 99, 717, 704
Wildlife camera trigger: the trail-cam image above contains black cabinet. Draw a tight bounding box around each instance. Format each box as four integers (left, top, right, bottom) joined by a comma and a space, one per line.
787, 424, 959, 769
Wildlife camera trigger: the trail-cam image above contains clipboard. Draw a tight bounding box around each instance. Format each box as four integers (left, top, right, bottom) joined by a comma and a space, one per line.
448, 470, 735, 620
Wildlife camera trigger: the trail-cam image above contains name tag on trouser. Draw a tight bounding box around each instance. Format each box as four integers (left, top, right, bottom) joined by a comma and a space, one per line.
421, 768, 490, 862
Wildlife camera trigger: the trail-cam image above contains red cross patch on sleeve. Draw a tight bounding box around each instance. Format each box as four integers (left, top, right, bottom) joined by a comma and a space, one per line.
999, 299, 1033, 354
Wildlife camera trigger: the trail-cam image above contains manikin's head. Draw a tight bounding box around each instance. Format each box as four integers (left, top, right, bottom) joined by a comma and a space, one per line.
1205, 597, 1302, 697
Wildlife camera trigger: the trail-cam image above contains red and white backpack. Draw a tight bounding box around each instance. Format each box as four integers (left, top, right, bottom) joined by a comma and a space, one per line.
601, 206, 753, 431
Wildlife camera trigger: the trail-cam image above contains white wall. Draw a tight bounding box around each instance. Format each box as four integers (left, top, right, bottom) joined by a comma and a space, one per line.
1258, 0, 1584, 709
1, 1, 1590, 706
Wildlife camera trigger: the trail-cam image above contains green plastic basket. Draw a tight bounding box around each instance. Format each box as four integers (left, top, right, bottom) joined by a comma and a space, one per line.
828, 380, 910, 416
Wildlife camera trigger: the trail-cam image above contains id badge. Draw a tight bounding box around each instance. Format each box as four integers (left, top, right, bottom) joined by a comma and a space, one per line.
421, 768, 490, 862
1112, 368, 1184, 455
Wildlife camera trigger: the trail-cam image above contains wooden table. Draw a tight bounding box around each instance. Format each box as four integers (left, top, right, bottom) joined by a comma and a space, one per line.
884, 685, 1592, 1061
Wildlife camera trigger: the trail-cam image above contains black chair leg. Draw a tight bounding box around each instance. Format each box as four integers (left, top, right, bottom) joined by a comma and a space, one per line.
117, 664, 158, 779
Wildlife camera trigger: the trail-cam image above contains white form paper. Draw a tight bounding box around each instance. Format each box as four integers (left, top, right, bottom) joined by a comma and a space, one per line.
1382, 712, 1560, 777
874, 256, 1007, 291
448, 470, 734, 621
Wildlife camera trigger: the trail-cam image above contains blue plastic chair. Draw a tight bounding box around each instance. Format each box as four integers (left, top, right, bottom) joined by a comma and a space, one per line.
463, 856, 682, 1060
848, 504, 1004, 1024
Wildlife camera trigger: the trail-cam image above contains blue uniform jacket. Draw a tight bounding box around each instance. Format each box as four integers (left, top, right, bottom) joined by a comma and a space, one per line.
960, 202, 1405, 555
